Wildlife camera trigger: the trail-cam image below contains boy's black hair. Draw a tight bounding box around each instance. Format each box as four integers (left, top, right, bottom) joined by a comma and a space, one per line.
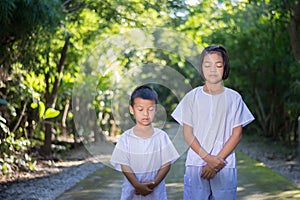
130, 85, 158, 106
198, 45, 230, 81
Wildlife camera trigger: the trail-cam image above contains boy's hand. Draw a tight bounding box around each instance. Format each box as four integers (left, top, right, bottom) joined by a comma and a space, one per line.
201, 164, 216, 179
203, 155, 225, 172
134, 182, 153, 196
143, 180, 156, 190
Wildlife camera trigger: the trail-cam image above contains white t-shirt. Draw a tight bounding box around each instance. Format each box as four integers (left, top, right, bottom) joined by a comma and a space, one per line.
171, 86, 254, 168
110, 127, 179, 200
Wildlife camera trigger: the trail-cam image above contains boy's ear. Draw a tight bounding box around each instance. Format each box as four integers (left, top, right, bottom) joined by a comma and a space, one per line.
129, 105, 134, 115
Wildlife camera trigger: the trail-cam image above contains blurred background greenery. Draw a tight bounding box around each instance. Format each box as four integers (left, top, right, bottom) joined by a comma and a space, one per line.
0, 0, 299, 175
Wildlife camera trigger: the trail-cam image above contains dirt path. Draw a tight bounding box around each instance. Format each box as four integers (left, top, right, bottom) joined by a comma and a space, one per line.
57, 151, 300, 200
1, 124, 299, 199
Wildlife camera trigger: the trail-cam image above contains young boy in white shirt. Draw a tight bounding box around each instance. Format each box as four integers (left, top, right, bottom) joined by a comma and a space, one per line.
111, 85, 179, 200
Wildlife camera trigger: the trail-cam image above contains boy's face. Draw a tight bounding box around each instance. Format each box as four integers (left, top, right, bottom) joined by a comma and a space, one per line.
129, 97, 156, 127
202, 52, 224, 84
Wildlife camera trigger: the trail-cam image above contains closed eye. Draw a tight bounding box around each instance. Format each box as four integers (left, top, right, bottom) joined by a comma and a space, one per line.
148, 107, 154, 111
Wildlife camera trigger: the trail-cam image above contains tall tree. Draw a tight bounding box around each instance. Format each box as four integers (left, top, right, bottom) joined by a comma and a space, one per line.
1, 0, 190, 158
179, 0, 299, 142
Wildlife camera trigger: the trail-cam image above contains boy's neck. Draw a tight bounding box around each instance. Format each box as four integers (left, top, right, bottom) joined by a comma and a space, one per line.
204, 83, 224, 95
133, 125, 154, 138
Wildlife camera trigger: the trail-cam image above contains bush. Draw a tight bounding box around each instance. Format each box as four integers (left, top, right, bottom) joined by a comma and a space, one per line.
0, 116, 35, 175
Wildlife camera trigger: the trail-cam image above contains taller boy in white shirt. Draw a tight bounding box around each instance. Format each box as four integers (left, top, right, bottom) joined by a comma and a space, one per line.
172, 45, 254, 200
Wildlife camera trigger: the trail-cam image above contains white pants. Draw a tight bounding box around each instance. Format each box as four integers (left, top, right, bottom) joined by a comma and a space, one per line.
184, 166, 237, 200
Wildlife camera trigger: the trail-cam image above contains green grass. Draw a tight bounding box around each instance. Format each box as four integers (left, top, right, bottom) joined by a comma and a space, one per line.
237, 151, 300, 199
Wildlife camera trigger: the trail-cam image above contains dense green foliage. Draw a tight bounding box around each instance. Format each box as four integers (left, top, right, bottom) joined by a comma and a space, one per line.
0, 0, 299, 175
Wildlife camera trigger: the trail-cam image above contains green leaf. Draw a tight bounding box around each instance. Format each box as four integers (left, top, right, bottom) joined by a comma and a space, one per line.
38, 102, 45, 119
29, 161, 35, 171
2, 164, 8, 171
44, 108, 60, 119
30, 102, 38, 109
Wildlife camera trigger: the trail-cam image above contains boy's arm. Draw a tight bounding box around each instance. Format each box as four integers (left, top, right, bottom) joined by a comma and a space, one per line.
148, 162, 171, 189
217, 125, 242, 161
183, 123, 225, 170
121, 165, 153, 196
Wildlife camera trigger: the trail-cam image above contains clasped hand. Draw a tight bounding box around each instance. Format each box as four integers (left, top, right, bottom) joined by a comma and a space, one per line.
201, 155, 225, 179
135, 181, 155, 196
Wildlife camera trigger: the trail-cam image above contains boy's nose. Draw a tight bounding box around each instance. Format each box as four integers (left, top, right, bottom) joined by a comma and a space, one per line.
210, 65, 217, 71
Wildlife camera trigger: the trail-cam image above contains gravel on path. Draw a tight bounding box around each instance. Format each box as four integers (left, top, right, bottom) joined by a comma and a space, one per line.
0, 158, 103, 200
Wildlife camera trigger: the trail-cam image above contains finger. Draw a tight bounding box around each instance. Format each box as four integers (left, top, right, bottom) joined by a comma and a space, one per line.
203, 172, 214, 179
201, 174, 208, 179
208, 173, 216, 179
205, 169, 216, 178
140, 189, 152, 196
147, 181, 155, 187
217, 162, 225, 169
201, 170, 207, 178
214, 167, 219, 172
201, 170, 210, 179
218, 158, 226, 166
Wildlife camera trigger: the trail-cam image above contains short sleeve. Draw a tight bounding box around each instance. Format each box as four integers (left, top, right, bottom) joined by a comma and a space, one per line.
110, 135, 129, 171
233, 97, 255, 128
171, 91, 194, 127
160, 131, 179, 165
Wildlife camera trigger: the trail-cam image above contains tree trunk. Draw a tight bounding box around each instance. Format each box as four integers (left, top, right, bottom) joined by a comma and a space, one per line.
41, 35, 70, 157
61, 99, 70, 135
287, 0, 300, 62
42, 122, 52, 157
